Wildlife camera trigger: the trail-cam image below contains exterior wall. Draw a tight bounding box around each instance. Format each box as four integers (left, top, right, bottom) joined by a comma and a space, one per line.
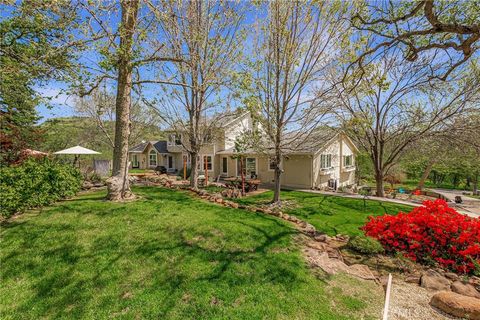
130, 153, 147, 169
312, 135, 356, 189
281, 155, 313, 188
224, 113, 253, 150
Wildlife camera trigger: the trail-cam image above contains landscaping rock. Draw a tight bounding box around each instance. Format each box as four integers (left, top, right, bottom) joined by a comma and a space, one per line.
420, 269, 451, 291
451, 281, 480, 299
302, 223, 316, 235
346, 264, 376, 280
314, 234, 329, 242
444, 272, 460, 281
430, 291, 480, 320
405, 275, 421, 285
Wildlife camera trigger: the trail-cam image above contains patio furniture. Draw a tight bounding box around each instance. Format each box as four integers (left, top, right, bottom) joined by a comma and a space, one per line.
223, 177, 261, 192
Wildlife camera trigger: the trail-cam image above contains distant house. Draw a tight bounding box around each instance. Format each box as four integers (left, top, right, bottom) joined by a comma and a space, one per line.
128, 111, 358, 190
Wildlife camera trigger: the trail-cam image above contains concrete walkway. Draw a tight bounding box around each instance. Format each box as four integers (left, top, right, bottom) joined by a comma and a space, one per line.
293, 188, 479, 218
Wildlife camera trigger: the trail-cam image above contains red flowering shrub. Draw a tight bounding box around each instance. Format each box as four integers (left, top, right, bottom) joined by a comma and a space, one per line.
362, 199, 480, 274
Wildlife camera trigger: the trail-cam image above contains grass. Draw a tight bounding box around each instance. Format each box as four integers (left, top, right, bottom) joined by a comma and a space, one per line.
129, 169, 154, 174
0, 187, 382, 319
235, 190, 413, 236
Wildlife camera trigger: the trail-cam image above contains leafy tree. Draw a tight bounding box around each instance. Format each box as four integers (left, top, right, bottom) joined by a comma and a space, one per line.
0, 1, 79, 164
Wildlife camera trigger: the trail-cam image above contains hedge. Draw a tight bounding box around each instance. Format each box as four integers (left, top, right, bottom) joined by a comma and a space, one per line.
0, 158, 82, 218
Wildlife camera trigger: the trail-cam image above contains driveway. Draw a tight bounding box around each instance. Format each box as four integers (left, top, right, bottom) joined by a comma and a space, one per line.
428, 188, 480, 218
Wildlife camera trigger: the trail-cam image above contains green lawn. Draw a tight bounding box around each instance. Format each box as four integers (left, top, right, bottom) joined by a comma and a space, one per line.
235, 190, 413, 236
0, 187, 382, 319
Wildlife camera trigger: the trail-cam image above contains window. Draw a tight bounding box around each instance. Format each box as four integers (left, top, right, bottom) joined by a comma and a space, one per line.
168, 134, 182, 146
237, 157, 256, 177
320, 154, 332, 169
168, 156, 173, 169
203, 133, 212, 144
222, 157, 228, 174
344, 155, 353, 167
132, 155, 139, 168
197, 155, 213, 171
149, 150, 157, 166
268, 157, 277, 171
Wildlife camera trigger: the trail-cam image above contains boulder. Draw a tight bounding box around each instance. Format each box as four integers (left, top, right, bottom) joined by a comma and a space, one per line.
346, 264, 376, 280
451, 281, 480, 299
430, 291, 480, 320
420, 269, 451, 291
444, 272, 460, 281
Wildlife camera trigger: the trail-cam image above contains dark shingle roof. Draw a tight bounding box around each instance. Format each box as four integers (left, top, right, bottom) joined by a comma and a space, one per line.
129, 140, 169, 153
129, 142, 149, 153
152, 141, 168, 153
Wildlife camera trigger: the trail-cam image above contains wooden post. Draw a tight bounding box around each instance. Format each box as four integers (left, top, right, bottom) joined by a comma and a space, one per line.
241, 157, 245, 196
204, 155, 208, 186
382, 273, 392, 320
183, 155, 187, 180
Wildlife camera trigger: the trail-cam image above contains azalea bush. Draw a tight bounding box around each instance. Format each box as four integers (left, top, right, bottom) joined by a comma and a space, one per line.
0, 158, 82, 218
362, 199, 480, 274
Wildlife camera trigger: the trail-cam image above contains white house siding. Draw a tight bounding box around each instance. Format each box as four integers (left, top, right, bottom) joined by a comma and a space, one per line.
312, 136, 356, 189
224, 114, 253, 150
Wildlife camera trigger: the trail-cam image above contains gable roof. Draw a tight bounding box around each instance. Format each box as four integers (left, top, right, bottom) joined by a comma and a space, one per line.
217, 127, 357, 155
129, 140, 168, 154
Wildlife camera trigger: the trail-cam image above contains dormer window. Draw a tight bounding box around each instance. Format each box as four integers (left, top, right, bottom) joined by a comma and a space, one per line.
168, 134, 182, 146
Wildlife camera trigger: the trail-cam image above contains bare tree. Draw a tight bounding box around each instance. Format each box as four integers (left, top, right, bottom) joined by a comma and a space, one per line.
75, 84, 162, 150
144, 0, 246, 190
247, 0, 346, 203
336, 51, 480, 197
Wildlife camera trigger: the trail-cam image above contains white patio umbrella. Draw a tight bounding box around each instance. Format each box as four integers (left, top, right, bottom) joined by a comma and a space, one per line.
54, 145, 101, 166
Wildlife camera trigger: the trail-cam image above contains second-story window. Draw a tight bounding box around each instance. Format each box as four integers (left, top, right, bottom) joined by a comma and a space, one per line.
344, 155, 353, 167
320, 154, 332, 169
168, 134, 182, 146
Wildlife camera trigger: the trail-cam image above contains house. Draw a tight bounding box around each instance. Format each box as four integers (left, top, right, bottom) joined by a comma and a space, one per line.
128, 111, 358, 190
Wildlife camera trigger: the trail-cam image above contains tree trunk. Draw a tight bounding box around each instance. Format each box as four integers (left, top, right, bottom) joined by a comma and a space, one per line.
272, 152, 282, 203
240, 157, 245, 196
417, 159, 435, 190
106, 0, 139, 201
190, 151, 198, 190
375, 170, 385, 197
473, 172, 478, 194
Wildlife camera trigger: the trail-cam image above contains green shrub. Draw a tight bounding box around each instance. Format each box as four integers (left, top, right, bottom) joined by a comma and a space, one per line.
0, 158, 81, 218
177, 167, 191, 179
347, 235, 384, 255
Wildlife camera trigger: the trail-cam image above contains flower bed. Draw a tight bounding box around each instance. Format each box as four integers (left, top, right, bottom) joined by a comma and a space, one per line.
362, 199, 480, 274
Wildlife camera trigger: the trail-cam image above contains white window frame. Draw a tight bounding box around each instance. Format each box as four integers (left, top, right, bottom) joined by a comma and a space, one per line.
268, 157, 278, 171
168, 133, 182, 146
132, 154, 139, 168
320, 154, 332, 169
236, 157, 257, 177
149, 150, 157, 167
221, 157, 228, 174
344, 154, 353, 167
197, 154, 213, 171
